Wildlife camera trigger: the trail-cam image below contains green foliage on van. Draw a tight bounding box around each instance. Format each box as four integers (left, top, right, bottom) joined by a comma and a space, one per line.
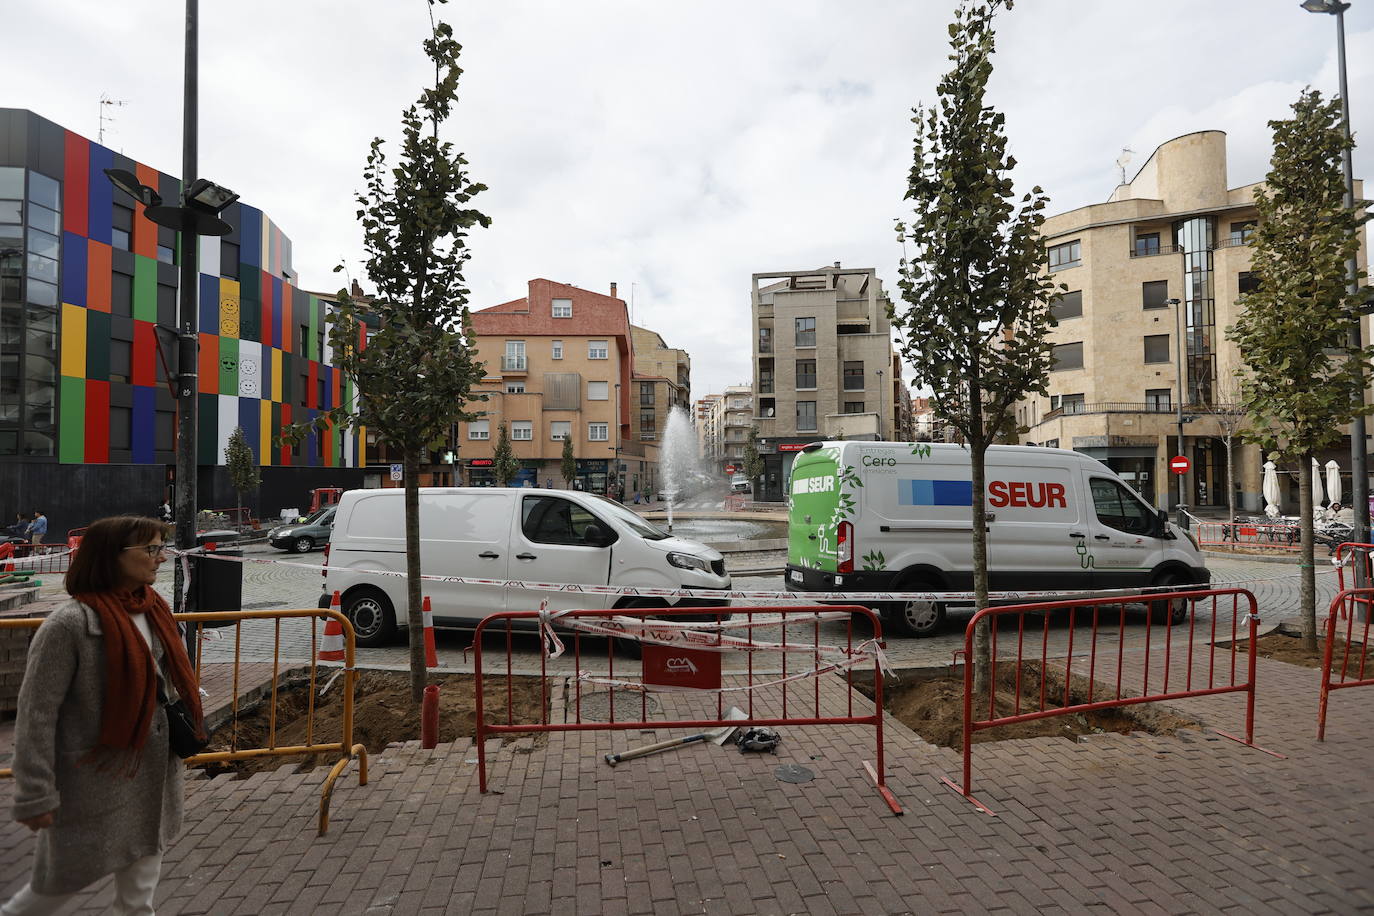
861, 549, 886, 572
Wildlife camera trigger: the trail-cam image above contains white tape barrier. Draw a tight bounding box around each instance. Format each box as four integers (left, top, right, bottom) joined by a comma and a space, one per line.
175, 546, 1338, 605
0, 548, 74, 569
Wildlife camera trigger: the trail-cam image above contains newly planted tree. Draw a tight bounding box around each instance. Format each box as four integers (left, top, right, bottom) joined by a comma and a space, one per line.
283, 1, 490, 703
744, 427, 764, 490
891, 0, 1059, 692
491, 423, 520, 486
224, 425, 261, 524
1228, 88, 1371, 651
560, 435, 576, 489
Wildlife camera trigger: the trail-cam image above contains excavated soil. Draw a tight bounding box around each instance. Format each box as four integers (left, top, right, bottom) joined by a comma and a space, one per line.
197, 669, 549, 777
1233, 631, 1362, 669
858, 662, 1199, 749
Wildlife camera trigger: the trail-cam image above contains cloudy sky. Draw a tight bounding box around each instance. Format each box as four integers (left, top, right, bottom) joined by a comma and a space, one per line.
6, 1, 1373, 398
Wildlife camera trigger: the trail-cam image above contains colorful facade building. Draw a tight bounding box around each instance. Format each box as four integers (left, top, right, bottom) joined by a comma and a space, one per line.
0, 109, 362, 534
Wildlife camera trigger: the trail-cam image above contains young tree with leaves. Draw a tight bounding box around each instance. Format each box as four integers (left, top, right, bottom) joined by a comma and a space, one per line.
743, 427, 764, 490
224, 425, 261, 524
283, 1, 490, 704
1228, 88, 1372, 652
491, 423, 520, 486
890, 0, 1058, 691
560, 436, 576, 489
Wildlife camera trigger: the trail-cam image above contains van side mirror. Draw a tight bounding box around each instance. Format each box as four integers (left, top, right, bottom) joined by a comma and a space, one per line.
1156, 508, 1175, 539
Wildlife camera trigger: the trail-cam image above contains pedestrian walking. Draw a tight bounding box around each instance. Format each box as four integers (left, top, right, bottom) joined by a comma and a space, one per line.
6, 513, 29, 539
3, 515, 203, 915
27, 511, 46, 546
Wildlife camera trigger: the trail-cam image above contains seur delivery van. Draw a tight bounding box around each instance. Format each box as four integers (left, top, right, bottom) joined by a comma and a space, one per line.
321, 487, 731, 646
784, 441, 1208, 638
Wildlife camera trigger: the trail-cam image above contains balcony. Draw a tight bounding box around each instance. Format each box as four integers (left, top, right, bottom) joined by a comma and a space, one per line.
501, 356, 527, 373
1128, 244, 1183, 259
1041, 401, 1198, 421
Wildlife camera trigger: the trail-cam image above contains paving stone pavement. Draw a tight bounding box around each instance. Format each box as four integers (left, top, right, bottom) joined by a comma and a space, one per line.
1, 648, 1370, 914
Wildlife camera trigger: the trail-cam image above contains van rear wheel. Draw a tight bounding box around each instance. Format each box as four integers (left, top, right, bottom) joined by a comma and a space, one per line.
342, 588, 397, 648
884, 579, 946, 639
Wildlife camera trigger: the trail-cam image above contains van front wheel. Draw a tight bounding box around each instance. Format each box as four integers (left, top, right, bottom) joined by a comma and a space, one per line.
342, 589, 397, 648
883, 588, 946, 639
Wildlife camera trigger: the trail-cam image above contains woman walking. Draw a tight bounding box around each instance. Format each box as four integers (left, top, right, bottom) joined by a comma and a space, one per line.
3, 515, 203, 915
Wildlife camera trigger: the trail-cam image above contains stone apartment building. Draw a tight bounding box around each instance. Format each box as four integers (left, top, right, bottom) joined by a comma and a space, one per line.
750, 264, 901, 501
721, 385, 753, 471
1016, 130, 1368, 512
695, 393, 724, 470
629, 325, 691, 496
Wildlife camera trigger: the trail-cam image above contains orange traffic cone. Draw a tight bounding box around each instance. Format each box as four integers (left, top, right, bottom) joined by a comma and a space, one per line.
319, 590, 345, 662
422, 595, 438, 668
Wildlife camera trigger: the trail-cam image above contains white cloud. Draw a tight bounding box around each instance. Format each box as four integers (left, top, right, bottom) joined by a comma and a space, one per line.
5, 0, 1371, 399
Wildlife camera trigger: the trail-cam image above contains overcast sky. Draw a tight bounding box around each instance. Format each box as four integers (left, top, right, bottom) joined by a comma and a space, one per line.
6, 1, 1372, 399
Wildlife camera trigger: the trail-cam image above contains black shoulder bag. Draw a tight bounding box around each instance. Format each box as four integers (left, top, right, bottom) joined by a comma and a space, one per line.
158, 684, 209, 759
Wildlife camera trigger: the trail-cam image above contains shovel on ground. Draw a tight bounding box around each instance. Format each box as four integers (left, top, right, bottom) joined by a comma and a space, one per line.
604, 707, 748, 767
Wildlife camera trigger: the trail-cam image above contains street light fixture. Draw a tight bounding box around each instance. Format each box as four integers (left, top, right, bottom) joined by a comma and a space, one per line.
1301, 0, 1367, 543
876, 368, 885, 440
1166, 297, 1188, 527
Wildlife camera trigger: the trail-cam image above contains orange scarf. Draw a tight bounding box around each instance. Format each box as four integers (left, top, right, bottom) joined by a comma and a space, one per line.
77, 587, 204, 770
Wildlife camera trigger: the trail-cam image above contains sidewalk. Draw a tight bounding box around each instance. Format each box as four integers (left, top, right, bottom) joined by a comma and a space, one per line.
2, 648, 1370, 914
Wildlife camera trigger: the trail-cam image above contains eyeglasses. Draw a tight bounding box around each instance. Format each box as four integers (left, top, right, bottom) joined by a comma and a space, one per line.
124, 544, 169, 557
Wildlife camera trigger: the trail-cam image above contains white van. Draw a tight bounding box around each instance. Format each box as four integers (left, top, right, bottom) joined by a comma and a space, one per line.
784, 441, 1208, 637
321, 487, 731, 646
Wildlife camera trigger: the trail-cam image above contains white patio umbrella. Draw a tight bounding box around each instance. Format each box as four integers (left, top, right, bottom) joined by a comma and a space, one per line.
1263, 461, 1281, 518
1326, 459, 1343, 509
1314, 458, 1327, 509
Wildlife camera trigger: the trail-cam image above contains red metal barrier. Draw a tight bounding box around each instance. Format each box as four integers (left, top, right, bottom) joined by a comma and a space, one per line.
1333, 543, 1374, 591
941, 588, 1280, 814
1317, 587, 1374, 740
472, 604, 900, 814
1193, 520, 1300, 550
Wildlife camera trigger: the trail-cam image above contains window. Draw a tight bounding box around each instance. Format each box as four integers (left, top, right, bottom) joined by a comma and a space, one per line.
521, 495, 606, 546
1057, 394, 1085, 414
843, 401, 864, 414
1238, 272, 1260, 295
221, 241, 240, 280
1146, 389, 1171, 410
587, 381, 609, 400
758, 326, 772, 353
1051, 341, 1083, 371
639, 410, 656, 438
1229, 220, 1256, 244
843, 361, 864, 390
469, 419, 490, 440
552, 298, 572, 318
551, 340, 563, 360
112, 203, 133, 252
1142, 280, 1169, 310
505, 381, 525, 394
298, 374, 308, 406
640, 382, 655, 406
550, 420, 571, 440
299, 325, 309, 355
512, 421, 532, 440
1051, 291, 1082, 321
1090, 477, 1152, 535
588, 340, 608, 360
109, 339, 131, 384
795, 359, 817, 389
1143, 334, 1171, 364
758, 360, 774, 394
588, 422, 608, 441
109, 406, 132, 451
1048, 239, 1081, 271
759, 397, 776, 419
318, 378, 326, 408
111, 273, 133, 317
1133, 233, 1160, 257
794, 317, 816, 348
796, 400, 817, 431
157, 242, 175, 265
503, 340, 526, 371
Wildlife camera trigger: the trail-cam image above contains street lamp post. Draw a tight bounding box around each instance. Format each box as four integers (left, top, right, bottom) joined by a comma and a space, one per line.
1302, 0, 1368, 543
876, 368, 886, 440
1167, 297, 1188, 527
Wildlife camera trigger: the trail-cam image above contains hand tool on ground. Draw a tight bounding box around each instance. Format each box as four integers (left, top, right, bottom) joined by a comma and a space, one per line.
604, 706, 747, 766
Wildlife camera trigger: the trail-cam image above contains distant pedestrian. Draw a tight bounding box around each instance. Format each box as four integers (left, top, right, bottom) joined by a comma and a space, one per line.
4, 515, 201, 915
159, 501, 172, 524
6, 513, 28, 539
27, 511, 46, 546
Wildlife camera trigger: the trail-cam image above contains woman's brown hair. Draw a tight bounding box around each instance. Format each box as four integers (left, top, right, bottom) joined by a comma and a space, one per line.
65, 515, 172, 596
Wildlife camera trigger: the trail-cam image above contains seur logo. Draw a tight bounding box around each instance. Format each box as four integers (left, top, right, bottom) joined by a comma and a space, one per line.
792, 476, 836, 495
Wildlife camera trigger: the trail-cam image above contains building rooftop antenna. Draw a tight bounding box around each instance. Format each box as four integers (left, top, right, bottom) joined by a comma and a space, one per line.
1115, 147, 1135, 186
98, 93, 129, 147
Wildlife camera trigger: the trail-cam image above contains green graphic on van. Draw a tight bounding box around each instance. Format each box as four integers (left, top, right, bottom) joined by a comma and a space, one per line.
1076, 542, 1095, 568
911, 443, 932, 459
861, 549, 886, 572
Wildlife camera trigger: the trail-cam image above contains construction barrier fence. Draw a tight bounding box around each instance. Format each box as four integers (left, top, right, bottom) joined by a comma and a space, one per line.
941, 587, 1279, 814
1192, 520, 1300, 550
0, 607, 367, 836
1317, 587, 1374, 740
472, 604, 902, 814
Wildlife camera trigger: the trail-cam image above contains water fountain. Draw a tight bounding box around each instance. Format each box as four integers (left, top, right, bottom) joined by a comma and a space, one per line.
658, 406, 701, 533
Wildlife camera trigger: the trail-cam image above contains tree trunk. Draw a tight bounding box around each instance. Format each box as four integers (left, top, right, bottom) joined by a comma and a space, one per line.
1298, 451, 1317, 653
1224, 436, 1236, 526
969, 383, 990, 700
404, 448, 427, 704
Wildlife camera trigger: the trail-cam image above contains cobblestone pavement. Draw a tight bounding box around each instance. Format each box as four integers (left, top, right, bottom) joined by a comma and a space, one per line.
154, 544, 1339, 674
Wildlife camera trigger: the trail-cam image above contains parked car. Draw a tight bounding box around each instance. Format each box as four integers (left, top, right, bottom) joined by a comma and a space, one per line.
268, 505, 336, 553
730, 474, 751, 493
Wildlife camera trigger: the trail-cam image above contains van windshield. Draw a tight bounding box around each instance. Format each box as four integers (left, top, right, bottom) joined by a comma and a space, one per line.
589, 496, 671, 540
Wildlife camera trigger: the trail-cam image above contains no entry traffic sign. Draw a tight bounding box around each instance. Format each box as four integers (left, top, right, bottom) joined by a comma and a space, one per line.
1169, 455, 1191, 475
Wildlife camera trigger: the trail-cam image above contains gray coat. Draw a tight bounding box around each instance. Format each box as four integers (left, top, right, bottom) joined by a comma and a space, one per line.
10, 599, 185, 896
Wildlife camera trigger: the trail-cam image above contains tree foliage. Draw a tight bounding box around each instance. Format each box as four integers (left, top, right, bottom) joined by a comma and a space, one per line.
890, 0, 1058, 693
1228, 88, 1371, 650
224, 425, 260, 517
491, 423, 520, 486
743, 427, 765, 483
282, 1, 490, 703
560, 435, 576, 488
